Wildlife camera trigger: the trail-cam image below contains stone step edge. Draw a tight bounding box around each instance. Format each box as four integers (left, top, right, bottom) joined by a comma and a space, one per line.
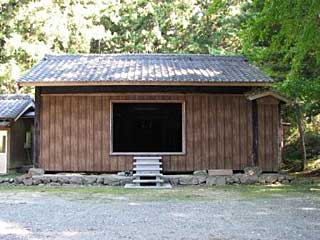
133, 179, 164, 183
133, 162, 162, 165
133, 173, 163, 177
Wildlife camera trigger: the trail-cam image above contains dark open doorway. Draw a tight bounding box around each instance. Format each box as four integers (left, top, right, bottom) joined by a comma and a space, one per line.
112, 102, 183, 153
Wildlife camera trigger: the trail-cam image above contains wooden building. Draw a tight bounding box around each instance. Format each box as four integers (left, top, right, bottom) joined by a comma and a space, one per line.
0, 95, 34, 174
18, 54, 287, 173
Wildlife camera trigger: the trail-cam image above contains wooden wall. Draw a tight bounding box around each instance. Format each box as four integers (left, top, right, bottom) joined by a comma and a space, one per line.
9, 119, 33, 169
39, 94, 279, 172
257, 96, 280, 171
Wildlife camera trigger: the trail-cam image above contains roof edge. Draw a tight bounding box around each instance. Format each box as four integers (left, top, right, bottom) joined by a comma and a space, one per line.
41, 53, 246, 59
14, 102, 35, 121
246, 90, 290, 103
18, 81, 272, 87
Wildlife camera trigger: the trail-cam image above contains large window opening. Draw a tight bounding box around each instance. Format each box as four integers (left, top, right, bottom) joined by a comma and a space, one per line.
112, 102, 184, 154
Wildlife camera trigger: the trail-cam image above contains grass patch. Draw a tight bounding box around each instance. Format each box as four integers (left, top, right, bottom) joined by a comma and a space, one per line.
0, 185, 212, 202
0, 183, 319, 202
231, 183, 320, 198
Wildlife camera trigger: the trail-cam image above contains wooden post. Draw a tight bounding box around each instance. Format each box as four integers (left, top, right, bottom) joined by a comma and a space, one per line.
34, 87, 41, 168
295, 103, 307, 170
278, 103, 282, 170
252, 100, 258, 166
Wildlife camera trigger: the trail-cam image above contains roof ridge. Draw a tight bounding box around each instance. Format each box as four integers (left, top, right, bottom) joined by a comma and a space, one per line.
0, 94, 33, 100
44, 53, 246, 61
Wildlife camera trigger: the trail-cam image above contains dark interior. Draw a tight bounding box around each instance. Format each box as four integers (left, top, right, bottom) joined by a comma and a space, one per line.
112, 103, 183, 153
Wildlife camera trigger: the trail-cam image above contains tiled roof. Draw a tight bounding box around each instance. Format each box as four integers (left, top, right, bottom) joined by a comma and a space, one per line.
0, 95, 34, 120
18, 54, 273, 85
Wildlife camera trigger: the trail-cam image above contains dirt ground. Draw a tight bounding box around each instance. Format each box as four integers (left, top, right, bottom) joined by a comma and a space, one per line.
0, 184, 319, 240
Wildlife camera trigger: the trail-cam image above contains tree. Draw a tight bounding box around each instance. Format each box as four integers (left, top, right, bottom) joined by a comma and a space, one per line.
0, 0, 231, 93
240, 0, 320, 169
241, 0, 320, 116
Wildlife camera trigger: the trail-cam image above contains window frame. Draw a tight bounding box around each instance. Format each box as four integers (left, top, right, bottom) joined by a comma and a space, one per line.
110, 99, 186, 155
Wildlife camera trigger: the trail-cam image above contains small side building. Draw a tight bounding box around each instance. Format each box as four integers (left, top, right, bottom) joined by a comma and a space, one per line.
0, 95, 34, 174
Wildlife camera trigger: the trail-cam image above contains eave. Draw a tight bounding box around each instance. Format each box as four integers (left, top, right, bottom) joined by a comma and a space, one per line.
18, 81, 272, 87
246, 90, 290, 103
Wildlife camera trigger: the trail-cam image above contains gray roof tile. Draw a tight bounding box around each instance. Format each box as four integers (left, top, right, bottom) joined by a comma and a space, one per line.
18, 54, 273, 84
0, 95, 34, 120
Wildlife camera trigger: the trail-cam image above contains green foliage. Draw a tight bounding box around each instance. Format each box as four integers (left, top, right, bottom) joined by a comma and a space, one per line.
240, 0, 320, 117
1, 0, 232, 93
283, 114, 320, 170
284, 131, 320, 161
207, 0, 251, 54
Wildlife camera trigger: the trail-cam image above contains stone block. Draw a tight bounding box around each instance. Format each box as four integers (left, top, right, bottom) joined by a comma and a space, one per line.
103, 175, 121, 186
244, 167, 262, 176
193, 170, 208, 176
2, 177, 9, 183
22, 178, 33, 186
162, 175, 180, 185
69, 176, 84, 184
208, 169, 233, 176
96, 176, 105, 184
277, 174, 286, 182
264, 174, 278, 184
196, 175, 207, 184
41, 176, 51, 184
119, 176, 134, 186
179, 175, 199, 185
28, 168, 44, 176
240, 175, 258, 185
15, 175, 27, 184
286, 175, 295, 182
49, 175, 58, 182
206, 176, 216, 186
216, 176, 226, 186
83, 176, 97, 185
258, 176, 266, 184
56, 176, 70, 184
32, 176, 43, 185
226, 175, 240, 184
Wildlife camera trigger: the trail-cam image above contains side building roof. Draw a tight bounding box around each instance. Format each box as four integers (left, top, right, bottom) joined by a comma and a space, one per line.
0, 94, 34, 121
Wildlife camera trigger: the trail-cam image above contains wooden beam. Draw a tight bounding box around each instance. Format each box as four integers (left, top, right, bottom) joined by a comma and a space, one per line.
39, 85, 254, 95
34, 87, 41, 168
252, 100, 259, 166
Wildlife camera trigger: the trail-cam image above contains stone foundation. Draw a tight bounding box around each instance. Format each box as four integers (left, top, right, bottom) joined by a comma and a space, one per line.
0, 172, 296, 187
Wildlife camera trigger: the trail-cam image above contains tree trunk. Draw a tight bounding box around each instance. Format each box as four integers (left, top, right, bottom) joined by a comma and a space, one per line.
296, 104, 307, 171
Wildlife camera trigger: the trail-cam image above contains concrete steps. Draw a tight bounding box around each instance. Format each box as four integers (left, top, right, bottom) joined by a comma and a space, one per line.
125, 156, 172, 189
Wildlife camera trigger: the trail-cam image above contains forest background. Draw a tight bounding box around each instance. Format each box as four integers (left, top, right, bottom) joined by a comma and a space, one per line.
1, 0, 319, 171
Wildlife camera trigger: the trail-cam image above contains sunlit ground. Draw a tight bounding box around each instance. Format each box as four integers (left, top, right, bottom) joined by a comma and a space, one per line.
0, 180, 319, 202
0, 180, 319, 240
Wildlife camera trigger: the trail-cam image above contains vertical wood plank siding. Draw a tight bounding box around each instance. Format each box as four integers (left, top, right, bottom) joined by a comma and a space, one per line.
40, 94, 279, 172
257, 97, 280, 171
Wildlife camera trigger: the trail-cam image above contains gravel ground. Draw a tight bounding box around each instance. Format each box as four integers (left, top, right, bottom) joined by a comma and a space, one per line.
0, 187, 319, 240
